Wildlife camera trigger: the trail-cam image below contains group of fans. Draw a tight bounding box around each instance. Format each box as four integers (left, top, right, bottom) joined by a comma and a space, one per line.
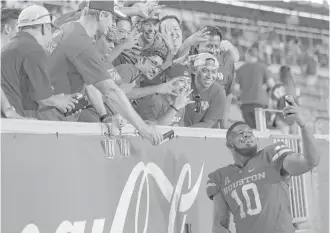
1, 0, 241, 138
1, 0, 318, 142
0, 2, 324, 233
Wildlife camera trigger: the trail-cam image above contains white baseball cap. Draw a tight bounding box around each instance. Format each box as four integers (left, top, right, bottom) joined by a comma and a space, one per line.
17, 5, 54, 28
193, 53, 219, 69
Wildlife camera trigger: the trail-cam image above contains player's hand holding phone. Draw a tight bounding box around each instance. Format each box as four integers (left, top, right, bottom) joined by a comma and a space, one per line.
282, 95, 306, 127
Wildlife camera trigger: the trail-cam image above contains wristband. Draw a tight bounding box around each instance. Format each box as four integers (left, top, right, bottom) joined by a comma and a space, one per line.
170, 105, 179, 112
100, 113, 111, 122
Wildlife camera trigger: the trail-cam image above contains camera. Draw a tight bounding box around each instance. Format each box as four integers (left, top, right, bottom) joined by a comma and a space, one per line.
193, 94, 202, 113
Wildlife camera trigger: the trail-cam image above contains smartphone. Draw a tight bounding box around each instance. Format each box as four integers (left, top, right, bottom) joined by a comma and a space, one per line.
160, 130, 175, 144
284, 94, 294, 115
284, 94, 293, 107
64, 95, 89, 117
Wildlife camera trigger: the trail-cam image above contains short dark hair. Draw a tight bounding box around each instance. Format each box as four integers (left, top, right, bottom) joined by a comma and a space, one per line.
160, 15, 181, 27
1, 8, 21, 33
116, 17, 132, 26
226, 121, 248, 140
205, 25, 223, 40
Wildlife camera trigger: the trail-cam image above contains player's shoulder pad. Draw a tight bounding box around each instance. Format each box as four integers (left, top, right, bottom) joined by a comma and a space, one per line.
263, 142, 295, 163
206, 168, 223, 200
206, 166, 232, 200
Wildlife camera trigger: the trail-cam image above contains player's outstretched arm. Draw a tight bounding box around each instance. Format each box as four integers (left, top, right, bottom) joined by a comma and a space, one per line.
212, 193, 231, 233
281, 96, 320, 176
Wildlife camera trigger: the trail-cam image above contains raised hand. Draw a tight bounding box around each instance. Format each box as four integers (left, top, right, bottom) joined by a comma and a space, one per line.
173, 89, 195, 110
156, 77, 183, 96
121, 30, 143, 50
186, 27, 210, 46
282, 95, 306, 127
173, 52, 191, 65
173, 54, 202, 66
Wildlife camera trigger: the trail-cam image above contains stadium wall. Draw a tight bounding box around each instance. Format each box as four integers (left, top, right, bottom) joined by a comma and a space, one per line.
1, 119, 328, 233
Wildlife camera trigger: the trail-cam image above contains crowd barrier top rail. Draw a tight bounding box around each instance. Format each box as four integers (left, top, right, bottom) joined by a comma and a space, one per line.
1, 119, 328, 141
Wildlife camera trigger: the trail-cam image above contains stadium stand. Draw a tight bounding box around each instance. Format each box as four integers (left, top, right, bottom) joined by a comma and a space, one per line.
1, 0, 329, 134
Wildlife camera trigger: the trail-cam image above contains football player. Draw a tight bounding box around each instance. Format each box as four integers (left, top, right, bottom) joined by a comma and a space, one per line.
206, 95, 320, 233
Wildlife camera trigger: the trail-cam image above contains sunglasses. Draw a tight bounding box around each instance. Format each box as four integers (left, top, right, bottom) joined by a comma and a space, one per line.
143, 57, 162, 71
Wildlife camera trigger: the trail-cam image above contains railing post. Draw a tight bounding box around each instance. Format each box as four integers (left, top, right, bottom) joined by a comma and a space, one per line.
255, 108, 267, 131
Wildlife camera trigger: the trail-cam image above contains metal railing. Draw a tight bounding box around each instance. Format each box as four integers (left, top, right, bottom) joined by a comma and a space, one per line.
255, 108, 283, 132
272, 136, 309, 224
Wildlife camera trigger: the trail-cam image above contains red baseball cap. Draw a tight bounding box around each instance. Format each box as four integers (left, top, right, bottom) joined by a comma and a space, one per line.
89, 0, 126, 18
168, 64, 191, 79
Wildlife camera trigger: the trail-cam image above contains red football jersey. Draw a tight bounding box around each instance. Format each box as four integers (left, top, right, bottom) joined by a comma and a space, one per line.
207, 142, 296, 233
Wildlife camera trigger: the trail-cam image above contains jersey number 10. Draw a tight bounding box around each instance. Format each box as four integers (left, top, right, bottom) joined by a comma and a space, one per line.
231, 183, 262, 218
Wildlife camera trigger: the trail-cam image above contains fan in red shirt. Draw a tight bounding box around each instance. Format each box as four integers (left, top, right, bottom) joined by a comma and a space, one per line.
184, 53, 227, 128
191, 25, 240, 128
206, 96, 320, 233
47, 0, 163, 145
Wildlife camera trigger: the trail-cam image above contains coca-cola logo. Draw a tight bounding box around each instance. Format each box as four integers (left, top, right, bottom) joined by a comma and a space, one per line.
21, 162, 204, 233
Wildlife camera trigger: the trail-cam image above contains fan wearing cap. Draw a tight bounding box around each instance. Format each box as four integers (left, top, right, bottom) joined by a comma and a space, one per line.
137, 16, 160, 48
48, 0, 128, 105
136, 64, 194, 126
1, 8, 21, 48
52, 1, 117, 70
53, 0, 89, 30
184, 53, 227, 128
47, 0, 163, 145
52, 0, 136, 70
123, 1, 160, 49
1, 5, 79, 120
1, 8, 24, 119
0, 8, 26, 119
191, 25, 240, 128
